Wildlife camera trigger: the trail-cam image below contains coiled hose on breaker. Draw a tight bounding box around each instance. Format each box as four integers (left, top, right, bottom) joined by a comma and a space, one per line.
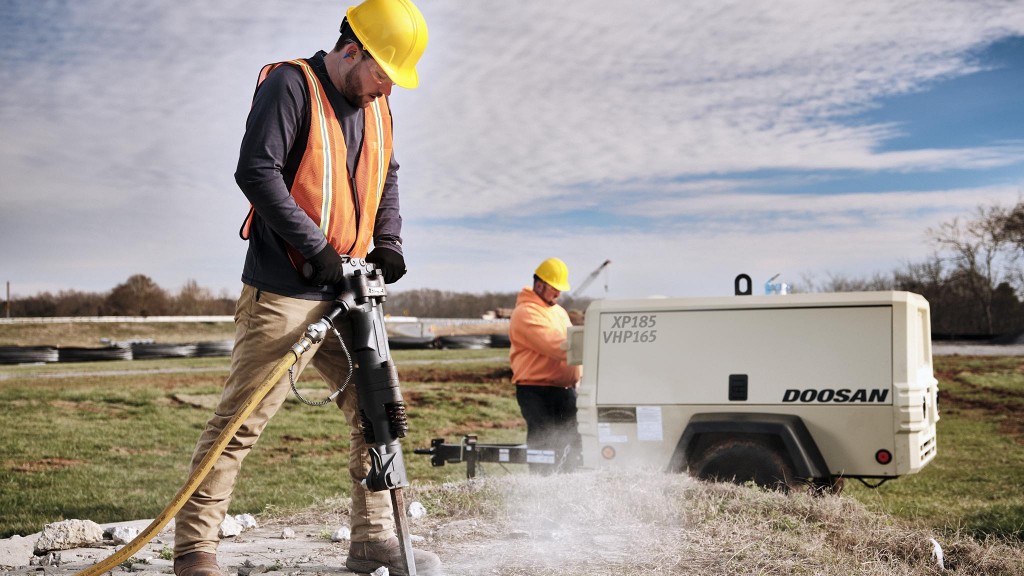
74, 350, 301, 576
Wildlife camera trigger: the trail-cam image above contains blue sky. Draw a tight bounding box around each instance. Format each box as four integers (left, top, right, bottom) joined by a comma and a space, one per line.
2, 1, 1023, 301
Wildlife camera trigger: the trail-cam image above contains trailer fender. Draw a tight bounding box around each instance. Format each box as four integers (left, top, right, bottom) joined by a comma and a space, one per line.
668, 412, 830, 480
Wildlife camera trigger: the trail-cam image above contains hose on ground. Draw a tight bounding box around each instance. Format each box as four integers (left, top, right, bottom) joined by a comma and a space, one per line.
73, 349, 301, 576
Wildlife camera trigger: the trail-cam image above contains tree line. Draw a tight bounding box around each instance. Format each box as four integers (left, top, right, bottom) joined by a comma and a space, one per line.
5, 200, 1024, 338
800, 200, 1024, 338
4, 277, 237, 317
2, 274, 593, 322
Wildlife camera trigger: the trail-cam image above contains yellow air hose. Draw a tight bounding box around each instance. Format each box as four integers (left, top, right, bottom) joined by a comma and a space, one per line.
74, 350, 301, 576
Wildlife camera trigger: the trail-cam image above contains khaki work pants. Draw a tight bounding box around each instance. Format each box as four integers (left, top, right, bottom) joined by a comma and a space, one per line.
174, 284, 394, 557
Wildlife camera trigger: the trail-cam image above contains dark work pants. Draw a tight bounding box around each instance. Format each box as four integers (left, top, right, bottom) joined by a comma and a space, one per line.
515, 384, 582, 474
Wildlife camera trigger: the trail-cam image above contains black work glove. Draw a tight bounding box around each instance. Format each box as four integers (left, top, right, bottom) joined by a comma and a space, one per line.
365, 246, 407, 284
303, 244, 347, 287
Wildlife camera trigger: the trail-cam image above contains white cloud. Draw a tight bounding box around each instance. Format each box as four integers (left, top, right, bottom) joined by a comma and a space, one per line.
401, 0, 1024, 218
1, 0, 1022, 298
401, 184, 1023, 298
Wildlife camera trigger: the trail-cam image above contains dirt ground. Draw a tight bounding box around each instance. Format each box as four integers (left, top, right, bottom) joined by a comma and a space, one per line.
0, 515, 438, 576
0, 516, 346, 573
4, 467, 1024, 576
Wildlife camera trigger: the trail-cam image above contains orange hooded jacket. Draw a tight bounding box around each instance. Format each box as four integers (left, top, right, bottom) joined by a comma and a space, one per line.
508, 287, 581, 388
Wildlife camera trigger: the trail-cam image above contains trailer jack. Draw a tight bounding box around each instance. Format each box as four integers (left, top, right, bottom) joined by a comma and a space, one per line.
75, 258, 418, 576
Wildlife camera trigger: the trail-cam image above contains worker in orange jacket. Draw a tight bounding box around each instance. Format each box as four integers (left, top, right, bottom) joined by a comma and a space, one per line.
509, 257, 583, 473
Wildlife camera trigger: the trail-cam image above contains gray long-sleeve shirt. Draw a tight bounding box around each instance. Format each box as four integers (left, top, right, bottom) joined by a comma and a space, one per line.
235, 51, 402, 300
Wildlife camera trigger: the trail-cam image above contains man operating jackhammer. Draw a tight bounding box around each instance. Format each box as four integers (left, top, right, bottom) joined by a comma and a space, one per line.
172, 1, 442, 575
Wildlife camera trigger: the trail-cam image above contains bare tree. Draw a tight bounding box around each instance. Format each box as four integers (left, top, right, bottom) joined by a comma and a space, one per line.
9, 291, 58, 317
174, 279, 213, 315
105, 274, 170, 317
892, 257, 945, 295
53, 290, 106, 316
992, 200, 1024, 293
999, 200, 1024, 249
799, 271, 896, 293
385, 288, 593, 319
927, 204, 1015, 334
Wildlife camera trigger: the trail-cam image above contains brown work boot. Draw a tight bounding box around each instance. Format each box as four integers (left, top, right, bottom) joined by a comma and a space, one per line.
346, 536, 443, 576
173, 551, 227, 576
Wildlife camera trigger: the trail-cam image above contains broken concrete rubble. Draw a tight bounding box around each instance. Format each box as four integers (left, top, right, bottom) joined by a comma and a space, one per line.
29, 551, 61, 567
218, 514, 244, 538
2, 517, 362, 575
408, 501, 427, 519
104, 525, 140, 545
235, 513, 258, 530
33, 519, 105, 554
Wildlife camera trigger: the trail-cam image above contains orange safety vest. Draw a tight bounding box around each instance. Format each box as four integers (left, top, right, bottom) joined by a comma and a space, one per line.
240, 58, 393, 264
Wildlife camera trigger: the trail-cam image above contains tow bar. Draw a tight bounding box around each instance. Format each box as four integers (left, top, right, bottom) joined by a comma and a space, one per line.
415, 435, 558, 478
76, 257, 418, 576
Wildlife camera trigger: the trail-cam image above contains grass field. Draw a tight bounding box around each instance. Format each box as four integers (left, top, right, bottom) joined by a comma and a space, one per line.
0, 320, 236, 348
847, 355, 1024, 541
1, 332, 1022, 553
0, 348, 515, 538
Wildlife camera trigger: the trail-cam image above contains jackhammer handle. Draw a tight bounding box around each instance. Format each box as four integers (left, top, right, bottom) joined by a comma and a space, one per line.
300, 260, 356, 284
300, 256, 381, 287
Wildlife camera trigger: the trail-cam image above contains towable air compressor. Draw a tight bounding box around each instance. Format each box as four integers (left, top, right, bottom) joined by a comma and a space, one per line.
418, 279, 940, 493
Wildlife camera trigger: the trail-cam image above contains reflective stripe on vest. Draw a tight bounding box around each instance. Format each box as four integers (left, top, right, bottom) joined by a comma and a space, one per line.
239, 58, 393, 262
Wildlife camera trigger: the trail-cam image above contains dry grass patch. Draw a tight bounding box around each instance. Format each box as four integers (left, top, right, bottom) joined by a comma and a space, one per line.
402, 469, 1024, 575
0, 321, 234, 347
6, 458, 86, 474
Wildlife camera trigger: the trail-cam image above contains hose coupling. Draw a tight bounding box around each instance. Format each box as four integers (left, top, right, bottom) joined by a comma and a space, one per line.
305, 319, 333, 343
291, 338, 313, 358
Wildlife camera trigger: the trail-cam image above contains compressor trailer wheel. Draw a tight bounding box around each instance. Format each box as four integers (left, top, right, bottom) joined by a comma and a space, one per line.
689, 436, 800, 491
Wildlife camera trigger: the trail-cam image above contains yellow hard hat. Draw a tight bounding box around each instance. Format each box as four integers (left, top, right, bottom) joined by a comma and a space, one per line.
535, 258, 571, 292
346, 0, 428, 89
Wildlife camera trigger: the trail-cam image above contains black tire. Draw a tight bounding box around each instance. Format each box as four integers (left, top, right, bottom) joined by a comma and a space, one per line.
57, 346, 133, 363
0, 346, 59, 365
195, 340, 234, 357
388, 335, 438, 349
131, 343, 198, 360
690, 437, 799, 491
437, 335, 490, 349
488, 333, 511, 348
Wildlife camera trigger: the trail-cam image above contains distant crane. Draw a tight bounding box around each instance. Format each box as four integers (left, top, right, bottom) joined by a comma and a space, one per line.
575, 259, 612, 297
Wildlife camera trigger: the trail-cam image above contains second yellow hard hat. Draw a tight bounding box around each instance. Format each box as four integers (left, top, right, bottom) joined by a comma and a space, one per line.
535, 258, 571, 292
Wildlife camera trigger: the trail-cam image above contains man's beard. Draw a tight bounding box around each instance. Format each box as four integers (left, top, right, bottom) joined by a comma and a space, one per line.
341, 66, 369, 107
